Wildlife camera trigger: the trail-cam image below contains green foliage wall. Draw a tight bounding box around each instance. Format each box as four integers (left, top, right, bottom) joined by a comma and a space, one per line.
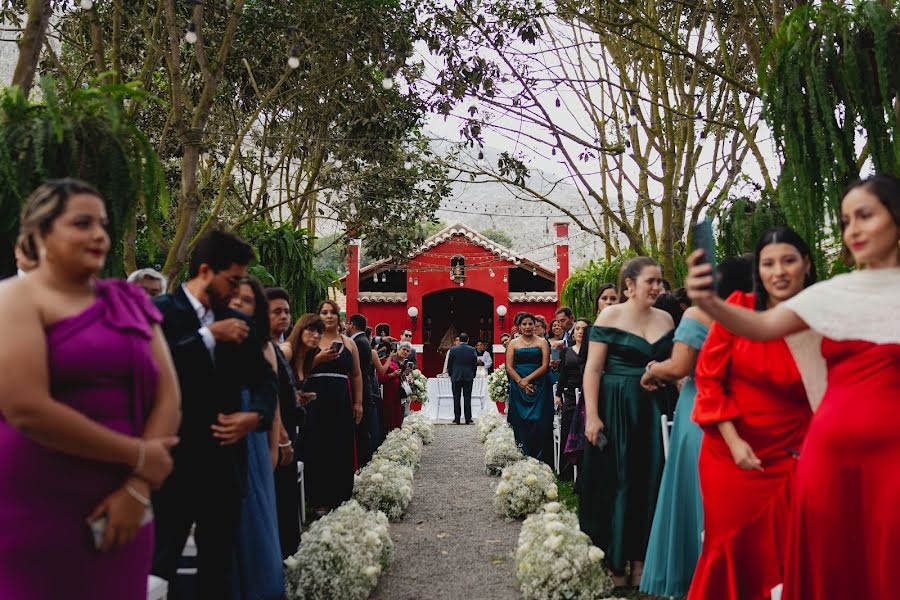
560, 254, 632, 319
0, 78, 167, 277
715, 196, 787, 259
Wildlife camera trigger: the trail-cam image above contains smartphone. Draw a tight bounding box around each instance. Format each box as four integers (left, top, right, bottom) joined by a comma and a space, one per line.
594, 431, 609, 452
550, 347, 560, 361
691, 218, 718, 290
90, 507, 154, 550
330, 340, 344, 354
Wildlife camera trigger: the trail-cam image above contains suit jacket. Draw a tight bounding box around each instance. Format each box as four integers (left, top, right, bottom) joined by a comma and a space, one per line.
154, 286, 278, 493
351, 332, 374, 402
447, 343, 478, 383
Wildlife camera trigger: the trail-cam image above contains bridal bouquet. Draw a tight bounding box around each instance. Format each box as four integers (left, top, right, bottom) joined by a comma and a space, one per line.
494, 457, 558, 518
487, 368, 509, 404
374, 427, 423, 470
515, 502, 613, 600
477, 410, 506, 442
401, 411, 434, 445
353, 458, 414, 521
484, 424, 523, 475
284, 500, 393, 600
408, 369, 429, 403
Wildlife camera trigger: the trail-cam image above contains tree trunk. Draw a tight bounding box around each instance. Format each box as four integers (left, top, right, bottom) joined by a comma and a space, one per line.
124, 215, 137, 275
163, 143, 202, 283
11, 0, 51, 97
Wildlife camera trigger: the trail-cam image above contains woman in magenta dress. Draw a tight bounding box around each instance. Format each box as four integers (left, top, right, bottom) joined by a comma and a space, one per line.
688, 227, 815, 600
686, 176, 900, 600
0, 180, 180, 599
376, 342, 411, 433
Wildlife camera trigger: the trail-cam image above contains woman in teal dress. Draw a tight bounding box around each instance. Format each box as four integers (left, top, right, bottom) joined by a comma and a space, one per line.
638, 257, 753, 597
580, 257, 675, 589
505, 312, 554, 465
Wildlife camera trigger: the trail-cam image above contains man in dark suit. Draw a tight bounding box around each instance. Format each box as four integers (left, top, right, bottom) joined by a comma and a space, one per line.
347, 313, 377, 462
151, 230, 278, 599
446, 332, 478, 424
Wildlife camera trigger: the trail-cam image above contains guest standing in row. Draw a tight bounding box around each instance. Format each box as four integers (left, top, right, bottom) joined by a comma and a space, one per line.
348, 313, 381, 457
687, 176, 900, 600
506, 313, 554, 464
581, 257, 675, 588
447, 332, 478, 424
639, 256, 753, 598
377, 341, 409, 431
301, 300, 363, 516
554, 317, 590, 480
152, 230, 278, 599
595, 283, 619, 316
0, 180, 180, 599
228, 277, 285, 600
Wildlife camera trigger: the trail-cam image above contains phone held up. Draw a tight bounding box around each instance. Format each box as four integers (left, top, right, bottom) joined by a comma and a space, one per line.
691, 218, 718, 291
330, 340, 344, 354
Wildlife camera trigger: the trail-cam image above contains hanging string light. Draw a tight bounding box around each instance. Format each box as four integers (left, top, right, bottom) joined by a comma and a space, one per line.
381, 73, 394, 90
333, 159, 343, 169
184, 22, 198, 45
403, 158, 413, 170
80, 0, 94, 9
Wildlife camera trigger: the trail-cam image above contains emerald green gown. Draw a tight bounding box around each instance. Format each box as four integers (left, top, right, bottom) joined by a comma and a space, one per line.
578, 326, 674, 576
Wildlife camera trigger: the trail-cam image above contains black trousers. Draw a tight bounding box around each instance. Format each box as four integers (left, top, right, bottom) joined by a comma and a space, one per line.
151, 458, 243, 600
452, 380, 474, 423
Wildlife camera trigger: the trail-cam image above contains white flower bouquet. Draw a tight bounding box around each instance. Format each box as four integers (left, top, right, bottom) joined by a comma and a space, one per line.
374, 427, 423, 470
408, 369, 429, 404
515, 502, 613, 600
401, 411, 434, 445
476, 410, 507, 443
487, 367, 509, 404
284, 500, 393, 600
353, 458, 414, 521
483, 424, 523, 475
494, 457, 558, 518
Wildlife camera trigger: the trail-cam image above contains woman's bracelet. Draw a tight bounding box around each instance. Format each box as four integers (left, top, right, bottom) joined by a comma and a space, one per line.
132, 440, 146, 474
645, 361, 656, 376
124, 483, 151, 507
278, 441, 293, 448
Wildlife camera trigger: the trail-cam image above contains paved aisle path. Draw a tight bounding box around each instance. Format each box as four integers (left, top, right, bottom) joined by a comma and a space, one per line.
371, 423, 521, 600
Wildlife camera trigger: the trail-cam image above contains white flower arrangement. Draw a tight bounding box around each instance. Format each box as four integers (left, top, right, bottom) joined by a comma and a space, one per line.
408, 369, 429, 404
483, 424, 524, 475
353, 458, 414, 521
476, 410, 507, 443
374, 427, 423, 470
487, 367, 509, 404
401, 411, 434, 445
494, 457, 559, 518
515, 503, 614, 600
284, 500, 393, 600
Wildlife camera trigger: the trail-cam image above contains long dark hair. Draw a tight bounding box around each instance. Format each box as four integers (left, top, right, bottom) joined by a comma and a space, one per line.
239, 276, 271, 343
717, 255, 754, 300
287, 313, 326, 379
752, 227, 817, 311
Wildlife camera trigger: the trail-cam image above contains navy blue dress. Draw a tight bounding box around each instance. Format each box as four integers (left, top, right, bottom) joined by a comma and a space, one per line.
300, 346, 356, 509
507, 346, 554, 466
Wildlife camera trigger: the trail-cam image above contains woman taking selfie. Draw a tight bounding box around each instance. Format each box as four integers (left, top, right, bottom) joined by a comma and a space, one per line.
687, 177, 900, 600
580, 257, 674, 589
0, 180, 180, 598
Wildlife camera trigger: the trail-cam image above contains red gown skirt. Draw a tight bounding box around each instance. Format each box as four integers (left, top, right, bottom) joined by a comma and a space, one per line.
784, 339, 900, 600
379, 361, 403, 433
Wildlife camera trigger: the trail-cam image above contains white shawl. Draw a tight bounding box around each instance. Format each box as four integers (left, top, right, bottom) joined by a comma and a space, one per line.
782, 268, 900, 411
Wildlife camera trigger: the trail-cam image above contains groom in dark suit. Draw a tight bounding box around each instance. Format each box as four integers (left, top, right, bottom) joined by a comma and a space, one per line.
447, 332, 478, 424
151, 230, 278, 599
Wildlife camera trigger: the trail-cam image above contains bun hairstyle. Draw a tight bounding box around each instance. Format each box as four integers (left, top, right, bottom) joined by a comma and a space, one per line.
752, 227, 817, 311
514, 312, 535, 326
617, 256, 659, 298
18, 178, 101, 261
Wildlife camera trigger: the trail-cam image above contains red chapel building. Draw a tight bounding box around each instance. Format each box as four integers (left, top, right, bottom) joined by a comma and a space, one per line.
341, 222, 570, 377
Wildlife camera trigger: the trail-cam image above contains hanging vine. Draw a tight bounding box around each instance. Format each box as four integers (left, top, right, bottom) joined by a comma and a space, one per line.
762, 2, 900, 264
716, 195, 787, 259
560, 252, 634, 319
0, 76, 168, 277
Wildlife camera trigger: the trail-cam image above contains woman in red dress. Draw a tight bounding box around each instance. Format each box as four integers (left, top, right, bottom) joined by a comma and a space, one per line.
376, 342, 411, 432
687, 227, 815, 600
686, 176, 900, 600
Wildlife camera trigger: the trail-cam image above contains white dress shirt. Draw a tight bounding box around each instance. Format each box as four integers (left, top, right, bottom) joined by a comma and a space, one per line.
479, 350, 493, 369
182, 284, 216, 357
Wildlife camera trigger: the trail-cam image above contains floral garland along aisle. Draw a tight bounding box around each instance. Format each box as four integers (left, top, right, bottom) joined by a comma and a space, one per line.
284, 413, 434, 599
476, 414, 623, 600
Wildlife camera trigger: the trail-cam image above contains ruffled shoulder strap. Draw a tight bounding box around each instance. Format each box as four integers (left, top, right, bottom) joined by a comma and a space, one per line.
95, 279, 162, 339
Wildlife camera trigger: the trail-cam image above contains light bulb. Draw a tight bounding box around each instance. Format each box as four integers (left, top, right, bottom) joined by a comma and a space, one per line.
403, 160, 413, 170
334, 159, 343, 169
503, 274, 508, 282
288, 53, 300, 70
381, 76, 394, 90
414, 277, 419, 285
185, 23, 198, 44
489, 269, 495, 278
80, 0, 94, 9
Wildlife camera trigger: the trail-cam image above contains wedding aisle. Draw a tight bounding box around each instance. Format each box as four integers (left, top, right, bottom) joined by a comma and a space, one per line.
371, 423, 521, 600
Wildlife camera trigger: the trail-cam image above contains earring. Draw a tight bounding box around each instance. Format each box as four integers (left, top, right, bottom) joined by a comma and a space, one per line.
39, 247, 47, 260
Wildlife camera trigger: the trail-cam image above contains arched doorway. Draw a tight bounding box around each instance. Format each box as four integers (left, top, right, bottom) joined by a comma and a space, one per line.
421, 288, 494, 377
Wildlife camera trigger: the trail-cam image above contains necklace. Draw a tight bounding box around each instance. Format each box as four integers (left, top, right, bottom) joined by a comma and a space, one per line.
520, 335, 536, 347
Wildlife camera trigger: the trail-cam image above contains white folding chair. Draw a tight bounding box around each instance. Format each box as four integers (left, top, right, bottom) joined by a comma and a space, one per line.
147, 575, 168, 600
661, 414, 674, 459
471, 377, 486, 411
297, 461, 307, 525
436, 376, 454, 420
553, 412, 562, 473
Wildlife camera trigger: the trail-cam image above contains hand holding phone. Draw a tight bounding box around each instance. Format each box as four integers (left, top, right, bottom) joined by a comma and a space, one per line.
329, 340, 344, 355
691, 218, 718, 291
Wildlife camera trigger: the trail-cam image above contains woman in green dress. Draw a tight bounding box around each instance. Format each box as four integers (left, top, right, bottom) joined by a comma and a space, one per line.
580, 257, 675, 589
